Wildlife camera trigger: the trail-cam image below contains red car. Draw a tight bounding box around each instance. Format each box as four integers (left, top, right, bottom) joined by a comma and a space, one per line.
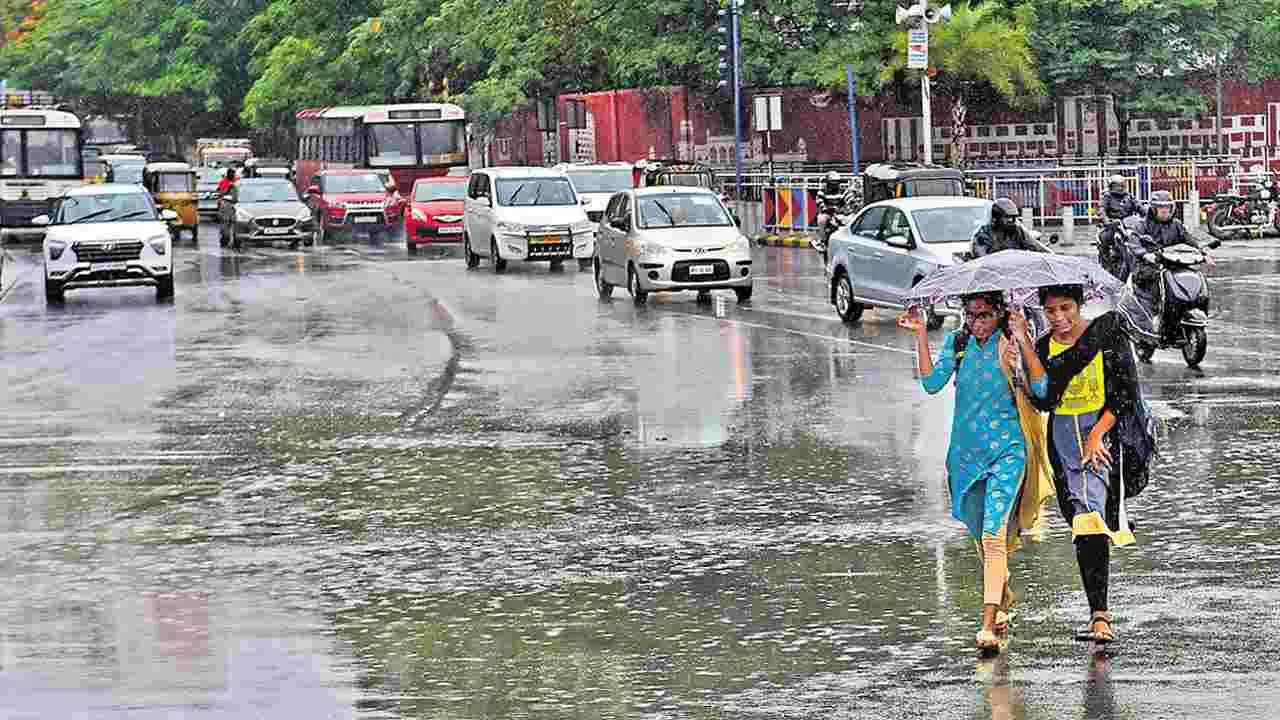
405, 176, 467, 254
303, 169, 402, 242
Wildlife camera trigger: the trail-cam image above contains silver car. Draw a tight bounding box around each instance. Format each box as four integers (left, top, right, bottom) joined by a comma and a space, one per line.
593, 186, 753, 304
827, 196, 994, 327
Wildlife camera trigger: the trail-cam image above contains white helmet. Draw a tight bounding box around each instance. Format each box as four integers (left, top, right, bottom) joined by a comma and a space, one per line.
1108, 174, 1125, 191
825, 171, 840, 182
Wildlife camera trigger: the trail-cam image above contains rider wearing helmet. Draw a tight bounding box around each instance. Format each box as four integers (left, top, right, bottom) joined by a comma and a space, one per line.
812, 171, 845, 253
1127, 190, 1211, 335
1102, 174, 1141, 221
971, 197, 1041, 257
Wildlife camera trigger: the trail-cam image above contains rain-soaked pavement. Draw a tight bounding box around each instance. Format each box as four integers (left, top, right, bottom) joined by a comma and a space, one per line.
2, 226, 1280, 718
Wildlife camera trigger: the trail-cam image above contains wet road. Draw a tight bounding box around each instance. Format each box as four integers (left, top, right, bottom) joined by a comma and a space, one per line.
2, 226, 1280, 718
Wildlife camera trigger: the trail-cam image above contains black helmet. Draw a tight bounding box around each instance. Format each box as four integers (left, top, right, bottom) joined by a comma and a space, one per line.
992, 197, 1019, 227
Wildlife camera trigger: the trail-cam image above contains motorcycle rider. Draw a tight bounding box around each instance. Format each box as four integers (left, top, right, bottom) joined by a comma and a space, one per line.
971, 197, 1043, 257
1102, 174, 1141, 221
1126, 190, 1214, 348
812, 171, 844, 253
1098, 174, 1142, 280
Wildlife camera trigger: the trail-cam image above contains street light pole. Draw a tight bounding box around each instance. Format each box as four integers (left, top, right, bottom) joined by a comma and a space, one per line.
921, 72, 932, 164
897, 1, 951, 165
731, 0, 744, 200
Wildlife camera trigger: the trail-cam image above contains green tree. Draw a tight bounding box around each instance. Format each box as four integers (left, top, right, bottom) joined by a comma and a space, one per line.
881, 1, 1044, 164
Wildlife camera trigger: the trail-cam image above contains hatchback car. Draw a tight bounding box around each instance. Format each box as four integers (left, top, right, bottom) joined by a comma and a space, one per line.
405, 176, 467, 254
462, 167, 596, 273
36, 184, 178, 303
219, 178, 315, 250
827, 197, 994, 327
594, 186, 752, 304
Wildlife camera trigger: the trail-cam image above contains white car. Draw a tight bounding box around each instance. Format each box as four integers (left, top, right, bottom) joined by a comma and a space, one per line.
552, 162, 634, 224
462, 167, 597, 273
37, 184, 178, 303
593, 186, 753, 304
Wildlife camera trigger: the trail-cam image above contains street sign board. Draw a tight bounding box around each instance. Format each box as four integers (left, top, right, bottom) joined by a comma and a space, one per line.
753, 96, 782, 132
908, 27, 929, 69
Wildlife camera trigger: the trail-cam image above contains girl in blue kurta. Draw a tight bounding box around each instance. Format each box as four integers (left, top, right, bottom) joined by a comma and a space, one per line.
901, 291, 1052, 651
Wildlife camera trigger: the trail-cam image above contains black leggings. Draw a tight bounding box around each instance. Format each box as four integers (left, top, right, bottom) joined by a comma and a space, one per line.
1075, 535, 1111, 613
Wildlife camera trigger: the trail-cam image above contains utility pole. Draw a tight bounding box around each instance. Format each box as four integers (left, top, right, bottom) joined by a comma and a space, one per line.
896, 1, 951, 164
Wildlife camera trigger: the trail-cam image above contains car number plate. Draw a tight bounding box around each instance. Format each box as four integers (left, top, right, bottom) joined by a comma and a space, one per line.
353, 215, 378, 224
93, 261, 127, 272
262, 227, 289, 235
437, 226, 463, 234
530, 234, 562, 244
688, 264, 715, 276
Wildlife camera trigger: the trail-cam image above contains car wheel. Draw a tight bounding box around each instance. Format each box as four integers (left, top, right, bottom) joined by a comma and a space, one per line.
594, 258, 614, 299
578, 257, 592, 272
407, 241, 418, 255
734, 285, 753, 303
156, 276, 174, 301
231, 224, 242, 252
550, 259, 565, 273
834, 273, 863, 323
303, 233, 315, 247
628, 263, 648, 305
218, 221, 228, 247
317, 223, 327, 245
44, 275, 64, 304
491, 238, 507, 273
464, 233, 480, 269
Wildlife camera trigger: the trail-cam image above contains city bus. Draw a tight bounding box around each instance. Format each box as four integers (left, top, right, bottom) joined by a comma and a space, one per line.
294, 103, 468, 194
0, 107, 85, 233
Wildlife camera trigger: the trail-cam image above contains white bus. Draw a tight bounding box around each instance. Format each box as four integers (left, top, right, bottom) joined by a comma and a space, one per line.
0, 108, 85, 233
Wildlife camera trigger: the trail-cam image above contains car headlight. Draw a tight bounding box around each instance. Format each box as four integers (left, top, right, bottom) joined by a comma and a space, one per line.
296, 210, 313, 222
728, 235, 750, 252
411, 207, 427, 222
329, 200, 346, 209
146, 234, 168, 255
639, 241, 672, 257
496, 221, 525, 234
47, 239, 66, 261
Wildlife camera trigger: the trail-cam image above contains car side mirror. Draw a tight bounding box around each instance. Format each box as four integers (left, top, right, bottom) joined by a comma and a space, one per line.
580, 198, 590, 206
612, 217, 630, 232
31, 214, 50, 226
885, 234, 914, 249
305, 185, 320, 196
1048, 233, 1060, 245
161, 209, 179, 221
732, 212, 741, 227
1207, 239, 1223, 250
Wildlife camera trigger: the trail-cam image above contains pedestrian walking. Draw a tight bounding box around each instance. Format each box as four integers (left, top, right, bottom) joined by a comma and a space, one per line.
900, 292, 1054, 651
1009, 284, 1157, 645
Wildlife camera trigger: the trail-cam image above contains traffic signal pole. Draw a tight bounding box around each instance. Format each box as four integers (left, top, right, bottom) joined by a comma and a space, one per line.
731, 0, 743, 200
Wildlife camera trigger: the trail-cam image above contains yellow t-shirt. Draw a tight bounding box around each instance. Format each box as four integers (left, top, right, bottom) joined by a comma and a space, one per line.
1049, 338, 1106, 415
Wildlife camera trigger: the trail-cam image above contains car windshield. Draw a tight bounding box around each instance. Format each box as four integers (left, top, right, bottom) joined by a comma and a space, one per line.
637, 193, 733, 229
324, 174, 385, 193
905, 178, 965, 197
111, 163, 145, 183
565, 169, 632, 194
495, 178, 577, 206
414, 182, 466, 202
909, 205, 992, 244
58, 192, 159, 223
239, 182, 299, 203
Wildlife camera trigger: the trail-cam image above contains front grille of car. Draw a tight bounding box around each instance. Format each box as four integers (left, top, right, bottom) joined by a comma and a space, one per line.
671, 259, 731, 282
253, 216, 298, 230
526, 241, 573, 259
73, 241, 143, 263
587, 211, 604, 222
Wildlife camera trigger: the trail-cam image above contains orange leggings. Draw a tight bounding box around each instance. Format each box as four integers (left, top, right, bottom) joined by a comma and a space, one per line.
979, 522, 1009, 605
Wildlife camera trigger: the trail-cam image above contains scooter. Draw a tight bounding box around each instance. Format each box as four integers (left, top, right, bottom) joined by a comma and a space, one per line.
1127, 239, 1222, 368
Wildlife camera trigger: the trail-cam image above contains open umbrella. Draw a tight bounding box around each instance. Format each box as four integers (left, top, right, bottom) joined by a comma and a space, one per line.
904, 250, 1121, 308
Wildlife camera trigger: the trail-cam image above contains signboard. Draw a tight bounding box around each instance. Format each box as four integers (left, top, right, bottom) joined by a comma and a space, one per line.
908, 27, 929, 70
753, 96, 782, 132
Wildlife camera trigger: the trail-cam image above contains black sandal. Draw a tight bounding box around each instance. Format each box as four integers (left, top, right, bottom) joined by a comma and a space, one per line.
1073, 612, 1115, 643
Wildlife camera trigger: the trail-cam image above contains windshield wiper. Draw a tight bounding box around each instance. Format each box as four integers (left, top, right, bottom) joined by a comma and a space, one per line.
651, 201, 676, 227
68, 207, 117, 224
105, 210, 157, 222
506, 183, 527, 205
531, 183, 544, 206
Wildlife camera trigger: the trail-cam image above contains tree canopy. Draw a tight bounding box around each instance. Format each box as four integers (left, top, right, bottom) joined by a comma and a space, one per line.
0, 0, 1273, 143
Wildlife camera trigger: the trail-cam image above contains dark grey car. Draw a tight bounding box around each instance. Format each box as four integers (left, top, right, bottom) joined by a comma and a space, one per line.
219, 179, 317, 250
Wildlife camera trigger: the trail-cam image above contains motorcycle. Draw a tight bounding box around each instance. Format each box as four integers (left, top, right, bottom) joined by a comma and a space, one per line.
1204, 182, 1277, 239
812, 184, 862, 264
1093, 214, 1143, 282
1122, 238, 1222, 368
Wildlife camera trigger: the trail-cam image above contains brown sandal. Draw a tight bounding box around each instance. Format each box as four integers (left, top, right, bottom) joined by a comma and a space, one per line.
1089, 612, 1115, 643
993, 584, 1016, 634
976, 629, 1001, 651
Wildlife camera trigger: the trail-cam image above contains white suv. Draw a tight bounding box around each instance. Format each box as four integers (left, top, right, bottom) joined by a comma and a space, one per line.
552, 162, 634, 225
36, 184, 178, 303
462, 167, 596, 273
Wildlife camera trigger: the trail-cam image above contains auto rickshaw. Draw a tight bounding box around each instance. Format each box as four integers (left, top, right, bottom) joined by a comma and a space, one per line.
143, 161, 199, 242
860, 162, 966, 205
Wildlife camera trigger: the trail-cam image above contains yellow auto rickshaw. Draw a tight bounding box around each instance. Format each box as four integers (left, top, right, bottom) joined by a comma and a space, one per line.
143, 161, 199, 242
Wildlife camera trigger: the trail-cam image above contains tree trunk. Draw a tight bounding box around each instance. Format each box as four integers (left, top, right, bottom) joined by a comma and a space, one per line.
949, 92, 968, 168
1214, 61, 1224, 156
1115, 101, 1129, 161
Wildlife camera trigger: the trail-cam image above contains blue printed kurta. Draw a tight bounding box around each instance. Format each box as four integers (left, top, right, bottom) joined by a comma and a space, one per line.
922, 332, 1039, 538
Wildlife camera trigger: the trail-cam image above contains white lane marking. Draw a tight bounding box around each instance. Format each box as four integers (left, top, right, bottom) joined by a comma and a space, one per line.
665, 309, 916, 356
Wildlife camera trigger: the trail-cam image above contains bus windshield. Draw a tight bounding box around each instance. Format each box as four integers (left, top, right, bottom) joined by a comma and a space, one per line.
1, 129, 81, 177
366, 120, 466, 167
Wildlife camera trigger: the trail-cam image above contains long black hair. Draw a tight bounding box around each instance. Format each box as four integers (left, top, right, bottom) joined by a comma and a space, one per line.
952, 290, 1008, 362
